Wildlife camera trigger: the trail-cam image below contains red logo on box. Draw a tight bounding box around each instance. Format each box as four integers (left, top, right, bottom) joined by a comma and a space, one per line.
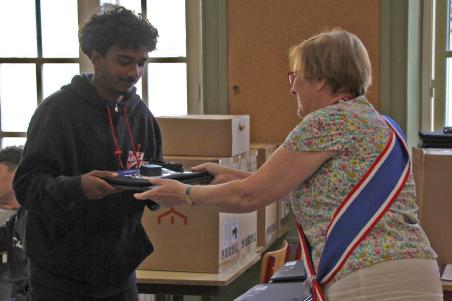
157, 207, 188, 225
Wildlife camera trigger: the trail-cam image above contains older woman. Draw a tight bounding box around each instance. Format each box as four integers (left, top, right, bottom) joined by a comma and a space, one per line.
134, 30, 442, 301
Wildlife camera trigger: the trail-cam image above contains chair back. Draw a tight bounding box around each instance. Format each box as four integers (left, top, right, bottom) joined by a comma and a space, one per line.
259, 240, 289, 283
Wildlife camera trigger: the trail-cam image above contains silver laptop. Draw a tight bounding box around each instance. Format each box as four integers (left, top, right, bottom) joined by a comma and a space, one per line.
234, 281, 312, 301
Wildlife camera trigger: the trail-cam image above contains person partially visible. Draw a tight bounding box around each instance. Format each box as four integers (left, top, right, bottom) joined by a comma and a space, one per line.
134, 30, 443, 301
0, 146, 28, 301
0, 211, 14, 230
13, 5, 162, 301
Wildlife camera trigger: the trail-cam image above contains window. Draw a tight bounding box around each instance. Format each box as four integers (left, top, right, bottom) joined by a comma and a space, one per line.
437, 0, 452, 127
427, 0, 452, 129
446, 0, 452, 125
0, 0, 79, 148
100, 0, 188, 116
0, 0, 197, 148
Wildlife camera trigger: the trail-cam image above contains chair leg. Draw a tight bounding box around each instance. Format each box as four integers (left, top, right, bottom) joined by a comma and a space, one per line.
285, 244, 291, 262
263, 256, 276, 283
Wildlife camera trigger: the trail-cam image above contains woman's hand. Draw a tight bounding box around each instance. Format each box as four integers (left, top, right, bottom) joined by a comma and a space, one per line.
134, 178, 187, 207
191, 163, 244, 184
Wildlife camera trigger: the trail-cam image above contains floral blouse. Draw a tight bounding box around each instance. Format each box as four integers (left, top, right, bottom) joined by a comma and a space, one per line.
283, 96, 436, 285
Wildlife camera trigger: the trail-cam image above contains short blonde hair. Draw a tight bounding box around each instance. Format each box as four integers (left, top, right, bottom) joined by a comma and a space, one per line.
289, 29, 371, 96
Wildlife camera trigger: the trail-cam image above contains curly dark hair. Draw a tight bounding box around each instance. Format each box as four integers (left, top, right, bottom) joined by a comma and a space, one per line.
79, 5, 159, 57
0, 146, 23, 170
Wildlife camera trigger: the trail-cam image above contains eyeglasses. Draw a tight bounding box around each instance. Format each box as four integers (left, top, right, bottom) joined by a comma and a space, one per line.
288, 71, 297, 87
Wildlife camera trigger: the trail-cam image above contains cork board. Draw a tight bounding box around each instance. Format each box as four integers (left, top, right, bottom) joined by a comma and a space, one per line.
228, 0, 380, 143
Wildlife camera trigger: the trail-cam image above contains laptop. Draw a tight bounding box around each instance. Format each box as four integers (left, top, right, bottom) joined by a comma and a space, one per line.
234, 281, 312, 301
418, 130, 452, 148
270, 260, 307, 283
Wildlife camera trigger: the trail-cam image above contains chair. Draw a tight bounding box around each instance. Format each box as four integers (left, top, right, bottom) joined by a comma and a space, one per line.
259, 240, 290, 283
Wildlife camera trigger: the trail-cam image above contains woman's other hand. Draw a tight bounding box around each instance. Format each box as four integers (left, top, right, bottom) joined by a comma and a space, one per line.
134, 178, 187, 207
191, 163, 245, 184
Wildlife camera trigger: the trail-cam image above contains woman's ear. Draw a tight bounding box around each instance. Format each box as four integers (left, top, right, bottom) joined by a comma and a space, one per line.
314, 79, 327, 92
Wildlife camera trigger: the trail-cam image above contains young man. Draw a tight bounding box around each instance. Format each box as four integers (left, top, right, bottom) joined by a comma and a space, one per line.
13, 6, 162, 300
0, 146, 28, 301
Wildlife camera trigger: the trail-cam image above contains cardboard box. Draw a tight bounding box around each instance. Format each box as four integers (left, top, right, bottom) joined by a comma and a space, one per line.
157, 115, 250, 157
257, 203, 278, 250
165, 149, 257, 173
139, 150, 258, 273
251, 143, 279, 250
139, 206, 257, 273
412, 147, 452, 266
277, 197, 292, 238
250, 142, 279, 170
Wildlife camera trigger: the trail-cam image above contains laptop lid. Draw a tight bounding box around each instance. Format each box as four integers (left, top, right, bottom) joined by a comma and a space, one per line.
234, 281, 311, 301
270, 260, 307, 282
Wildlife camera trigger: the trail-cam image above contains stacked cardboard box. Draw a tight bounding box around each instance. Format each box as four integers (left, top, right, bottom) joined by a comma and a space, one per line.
250, 143, 279, 251
139, 115, 258, 273
277, 198, 292, 238
156, 114, 250, 157
412, 147, 452, 266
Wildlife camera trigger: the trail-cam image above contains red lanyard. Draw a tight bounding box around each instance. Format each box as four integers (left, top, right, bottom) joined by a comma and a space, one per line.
106, 104, 141, 169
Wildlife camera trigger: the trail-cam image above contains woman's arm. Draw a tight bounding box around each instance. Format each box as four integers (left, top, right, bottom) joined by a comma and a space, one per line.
134, 146, 335, 212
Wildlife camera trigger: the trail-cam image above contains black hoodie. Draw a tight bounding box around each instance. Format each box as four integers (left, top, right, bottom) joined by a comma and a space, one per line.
13, 74, 162, 297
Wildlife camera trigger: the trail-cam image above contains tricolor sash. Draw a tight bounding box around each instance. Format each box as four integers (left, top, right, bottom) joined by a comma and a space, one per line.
297, 116, 411, 301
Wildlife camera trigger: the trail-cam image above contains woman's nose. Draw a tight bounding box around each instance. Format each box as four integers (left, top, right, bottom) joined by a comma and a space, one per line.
290, 87, 297, 95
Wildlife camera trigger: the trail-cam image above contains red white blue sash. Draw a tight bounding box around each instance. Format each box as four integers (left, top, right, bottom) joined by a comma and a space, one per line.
297, 116, 411, 301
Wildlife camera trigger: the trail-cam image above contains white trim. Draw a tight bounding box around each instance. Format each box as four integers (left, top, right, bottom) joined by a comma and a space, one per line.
77, 0, 100, 73
186, 0, 204, 114
421, 0, 436, 131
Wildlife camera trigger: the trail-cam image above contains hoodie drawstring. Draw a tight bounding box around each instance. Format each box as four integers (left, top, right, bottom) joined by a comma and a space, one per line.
106, 104, 142, 169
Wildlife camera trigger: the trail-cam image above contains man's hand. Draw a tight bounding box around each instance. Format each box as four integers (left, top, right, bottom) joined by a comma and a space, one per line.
80, 170, 120, 199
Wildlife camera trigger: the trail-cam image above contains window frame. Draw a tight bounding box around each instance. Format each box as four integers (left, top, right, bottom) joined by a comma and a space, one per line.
0, 0, 204, 147
0, 0, 80, 145
427, 0, 452, 130
100, 0, 200, 112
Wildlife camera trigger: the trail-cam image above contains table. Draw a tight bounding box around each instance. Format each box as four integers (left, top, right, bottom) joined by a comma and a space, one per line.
443, 280, 452, 301
136, 251, 261, 300
444, 280, 452, 292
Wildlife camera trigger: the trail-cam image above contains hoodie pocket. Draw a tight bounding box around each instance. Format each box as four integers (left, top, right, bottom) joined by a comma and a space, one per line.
43, 222, 152, 286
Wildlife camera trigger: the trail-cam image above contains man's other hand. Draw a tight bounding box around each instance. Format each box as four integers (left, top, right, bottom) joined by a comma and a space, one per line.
81, 170, 119, 199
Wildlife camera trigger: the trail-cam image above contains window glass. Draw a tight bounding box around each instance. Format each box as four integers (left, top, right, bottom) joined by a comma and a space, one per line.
41, 0, 79, 58
0, 64, 37, 132
135, 77, 143, 98
446, 58, 452, 126
147, 0, 186, 57
0, 1, 37, 57
1, 137, 27, 148
42, 63, 79, 99
147, 63, 187, 116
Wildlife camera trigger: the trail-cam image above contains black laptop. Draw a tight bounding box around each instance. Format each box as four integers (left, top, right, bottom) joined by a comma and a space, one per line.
102, 162, 213, 211
234, 281, 312, 301
103, 165, 213, 191
270, 260, 307, 283
419, 129, 452, 148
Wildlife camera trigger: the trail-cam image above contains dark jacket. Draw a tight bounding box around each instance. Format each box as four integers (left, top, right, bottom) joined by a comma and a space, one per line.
12, 74, 162, 297
0, 208, 28, 300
